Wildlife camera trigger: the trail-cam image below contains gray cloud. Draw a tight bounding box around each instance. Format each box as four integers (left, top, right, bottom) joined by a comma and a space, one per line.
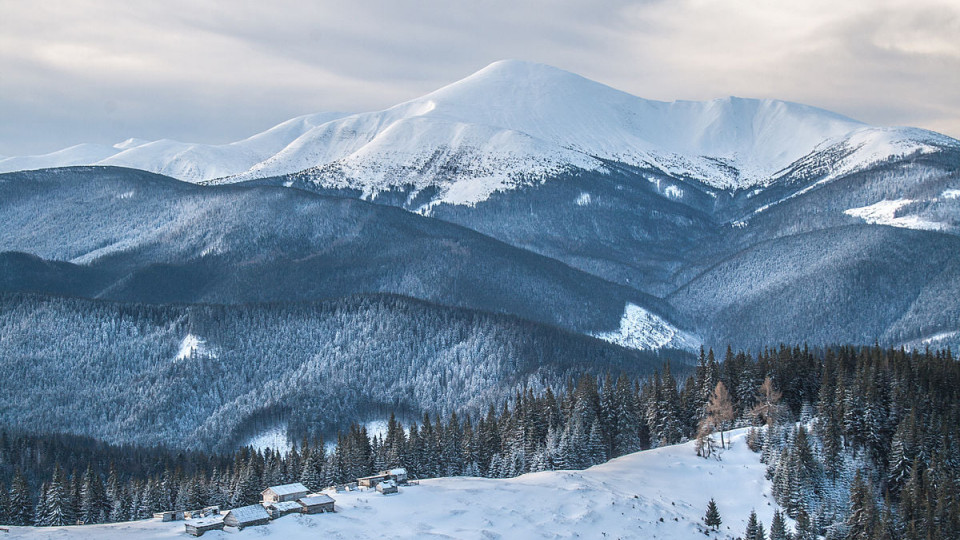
1, 0, 957, 156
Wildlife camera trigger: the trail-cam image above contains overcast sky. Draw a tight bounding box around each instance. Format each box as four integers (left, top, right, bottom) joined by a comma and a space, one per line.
1, 0, 958, 156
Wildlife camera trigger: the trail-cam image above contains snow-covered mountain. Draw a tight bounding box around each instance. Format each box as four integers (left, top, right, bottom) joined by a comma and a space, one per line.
3, 60, 956, 200
0, 112, 346, 183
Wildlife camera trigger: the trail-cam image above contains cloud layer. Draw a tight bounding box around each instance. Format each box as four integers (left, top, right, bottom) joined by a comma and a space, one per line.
1, 0, 958, 155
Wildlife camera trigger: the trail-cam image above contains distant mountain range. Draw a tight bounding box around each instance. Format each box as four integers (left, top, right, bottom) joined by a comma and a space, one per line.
1, 60, 959, 447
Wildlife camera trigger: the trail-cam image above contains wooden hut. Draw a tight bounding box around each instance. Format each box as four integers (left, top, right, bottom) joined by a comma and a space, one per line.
200, 506, 220, 517
376, 479, 398, 494
386, 468, 408, 484
222, 504, 271, 530
298, 494, 336, 514
357, 473, 390, 488
153, 510, 184, 521
264, 500, 302, 519
184, 519, 225, 537
261, 482, 309, 503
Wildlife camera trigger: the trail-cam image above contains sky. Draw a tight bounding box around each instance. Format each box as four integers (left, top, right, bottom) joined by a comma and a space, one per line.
1, 0, 959, 156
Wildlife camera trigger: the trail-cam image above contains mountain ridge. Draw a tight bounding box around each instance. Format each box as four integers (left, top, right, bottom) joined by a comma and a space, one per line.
3, 60, 955, 200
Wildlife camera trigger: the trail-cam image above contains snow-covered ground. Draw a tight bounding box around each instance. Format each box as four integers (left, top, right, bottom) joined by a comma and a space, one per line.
594, 303, 699, 351
2, 428, 782, 539
242, 425, 292, 454
844, 198, 946, 231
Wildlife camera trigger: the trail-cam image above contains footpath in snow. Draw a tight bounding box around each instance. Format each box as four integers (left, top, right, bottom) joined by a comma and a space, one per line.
3, 428, 779, 539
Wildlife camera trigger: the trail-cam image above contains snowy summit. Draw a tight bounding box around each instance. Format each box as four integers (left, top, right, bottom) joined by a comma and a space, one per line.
2, 60, 955, 206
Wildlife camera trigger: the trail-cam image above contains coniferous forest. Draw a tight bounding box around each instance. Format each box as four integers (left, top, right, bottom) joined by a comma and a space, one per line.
0, 344, 957, 539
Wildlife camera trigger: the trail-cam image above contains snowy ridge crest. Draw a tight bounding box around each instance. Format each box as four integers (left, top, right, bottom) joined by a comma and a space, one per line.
4, 60, 957, 207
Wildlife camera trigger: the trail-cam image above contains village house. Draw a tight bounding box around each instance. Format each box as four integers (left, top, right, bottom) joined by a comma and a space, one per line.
222, 504, 271, 530
358, 468, 408, 488
376, 479, 398, 494
184, 519, 225, 537
387, 467, 408, 483
263, 500, 302, 519
261, 482, 309, 503
298, 493, 336, 514
357, 473, 391, 488
152, 510, 184, 522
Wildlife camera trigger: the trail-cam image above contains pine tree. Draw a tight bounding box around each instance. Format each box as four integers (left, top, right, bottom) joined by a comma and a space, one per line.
846, 472, 878, 540
8, 469, 33, 525
80, 465, 108, 524
745, 509, 761, 539
34, 482, 49, 526
704, 498, 721, 530
769, 509, 788, 540
793, 508, 816, 540
0, 481, 9, 525
299, 450, 323, 492
44, 465, 75, 526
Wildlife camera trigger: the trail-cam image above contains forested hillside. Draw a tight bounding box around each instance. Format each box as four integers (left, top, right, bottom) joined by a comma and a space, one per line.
0, 292, 682, 452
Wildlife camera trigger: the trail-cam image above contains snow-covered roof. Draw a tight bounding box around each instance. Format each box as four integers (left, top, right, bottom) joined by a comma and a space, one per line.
299, 494, 335, 506
388, 468, 407, 476
266, 501, 302, 512
264, 482, 309, 496
225, 504, 270, 523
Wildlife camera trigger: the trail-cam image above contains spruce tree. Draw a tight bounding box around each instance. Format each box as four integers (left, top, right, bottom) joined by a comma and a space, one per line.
299, 451, 323, 492
704, 498, 721, 530
34, 482, 49, 527
45, 465, 74, 526
846, 472, 878, 540
769, 509, 788, 540
0, 481, 9, 525
80, 465, 108, 524
745, 509, 761, 539
8, 469, 33, 525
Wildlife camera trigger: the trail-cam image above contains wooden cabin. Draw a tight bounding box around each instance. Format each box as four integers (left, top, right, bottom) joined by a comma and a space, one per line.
385, 468, 408, 484
222, 504, 271, 530
200, 506, 220, 517
357, 473, 390, 488
298, 494, 336, 514
264, 500, 302, 519
376, 479, 398, 494
261, 482, 309, 503
184, 519, 224, 537
153, 510, 184, 521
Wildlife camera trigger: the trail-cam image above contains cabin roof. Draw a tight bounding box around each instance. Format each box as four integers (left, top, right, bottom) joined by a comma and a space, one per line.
266, 501, 302, 512
299, 494, 335, 506
263, 482, 309, 496
388, 468, 407, 476
225, 504, 270, 523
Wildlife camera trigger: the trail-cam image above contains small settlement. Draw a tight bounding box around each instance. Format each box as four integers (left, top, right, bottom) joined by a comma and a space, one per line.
177, 470, 408, 536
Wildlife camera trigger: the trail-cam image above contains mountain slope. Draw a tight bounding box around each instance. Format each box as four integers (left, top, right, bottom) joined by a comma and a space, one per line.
668, 225, 960, 350
0, 292, 687, 451
0, 167, 679, 338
